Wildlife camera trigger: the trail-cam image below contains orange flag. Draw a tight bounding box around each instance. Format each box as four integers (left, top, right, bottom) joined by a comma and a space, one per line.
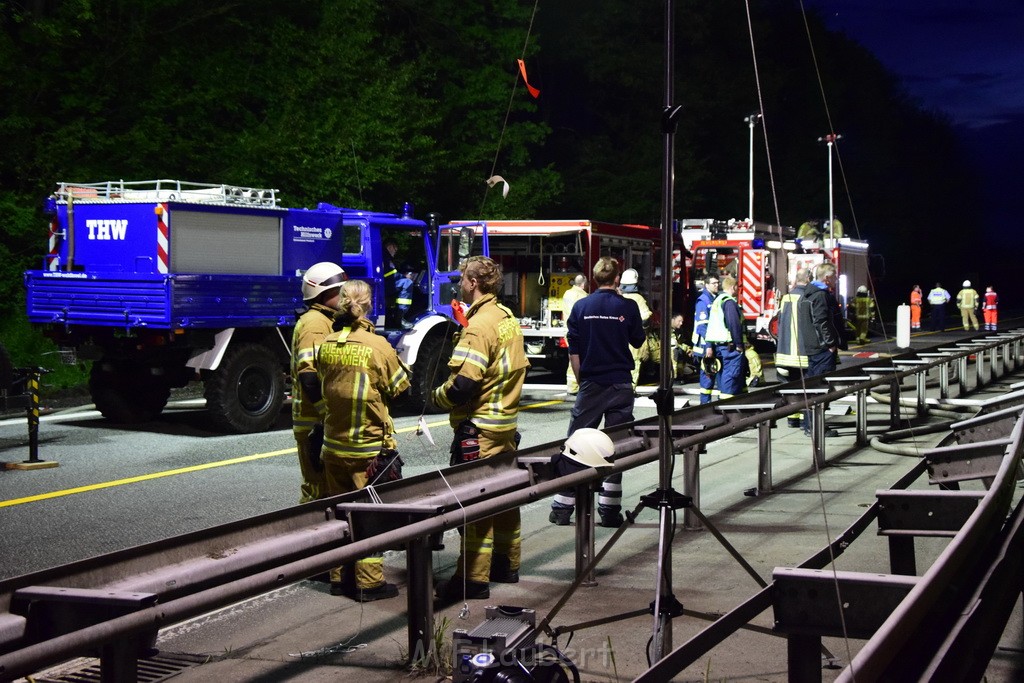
517, 59, 540, 98
451, 299, 469, 327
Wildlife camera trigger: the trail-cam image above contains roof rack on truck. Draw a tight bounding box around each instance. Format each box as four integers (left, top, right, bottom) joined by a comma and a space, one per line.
53, 179, 279, 207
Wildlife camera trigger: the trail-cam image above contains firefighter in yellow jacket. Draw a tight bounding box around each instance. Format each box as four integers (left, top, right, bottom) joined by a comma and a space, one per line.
432, 256, 530, 604
956, 280, 980, 331
291, 262, 346, 504
316, 279, 410, 601
619, 268, 653, 387
853, 285, 875, 344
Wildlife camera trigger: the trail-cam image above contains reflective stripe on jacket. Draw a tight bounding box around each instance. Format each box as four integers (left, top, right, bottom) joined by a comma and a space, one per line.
432, 294, 530, 432
316, 318, 410, 458
291, 303, 335, 429
774, 286, 811, 369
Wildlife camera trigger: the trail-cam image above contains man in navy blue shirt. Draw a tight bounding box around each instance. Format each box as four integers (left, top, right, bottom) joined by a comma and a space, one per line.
550, 257, 645, 528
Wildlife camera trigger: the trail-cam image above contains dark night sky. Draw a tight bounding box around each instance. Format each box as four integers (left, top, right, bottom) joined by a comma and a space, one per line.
808, 0, 1024, 291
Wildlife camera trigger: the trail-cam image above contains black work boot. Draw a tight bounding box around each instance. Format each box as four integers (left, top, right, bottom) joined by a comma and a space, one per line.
548, 508, 572, 526
489, 554, 519, 583
434, 576, 490, 606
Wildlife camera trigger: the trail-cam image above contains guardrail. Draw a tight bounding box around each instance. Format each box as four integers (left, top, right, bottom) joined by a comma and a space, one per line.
1, 330, 1022, 682
638, 333, 1024, 682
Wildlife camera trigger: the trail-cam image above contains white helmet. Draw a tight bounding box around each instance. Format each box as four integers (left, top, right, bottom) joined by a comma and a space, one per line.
302, 262, 346, 301
857, 285, 868, 294
962, 280, 971, 288
620, 268, 639, 286
562, 428, 615, 468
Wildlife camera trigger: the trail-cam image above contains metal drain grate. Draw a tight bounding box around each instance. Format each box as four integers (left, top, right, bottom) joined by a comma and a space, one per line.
34, 652, 208, 682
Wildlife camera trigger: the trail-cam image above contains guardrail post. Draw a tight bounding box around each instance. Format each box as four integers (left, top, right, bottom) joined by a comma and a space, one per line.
757, 420, 773, 494
787, 633, 823, 683
100, 637, 143, 683
406, 536, 433, 667
958, 355, 968, 395
894, 361, 929, 418
811, 404, 826, 469
856, 388, 868, 446
916, 370, 927, 416
889, 379, 901, 430
681, 445, 701, 530
888, 537, 917, 576
575, 484, 597, 586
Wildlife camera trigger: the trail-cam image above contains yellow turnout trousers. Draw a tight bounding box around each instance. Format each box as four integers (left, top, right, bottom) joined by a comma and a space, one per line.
454, 429, 521, 583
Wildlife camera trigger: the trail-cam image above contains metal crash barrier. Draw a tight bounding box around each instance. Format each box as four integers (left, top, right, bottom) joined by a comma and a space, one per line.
1, 330, 1023, 681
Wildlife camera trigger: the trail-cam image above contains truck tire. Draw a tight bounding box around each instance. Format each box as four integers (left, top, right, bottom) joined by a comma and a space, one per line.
406, 329, 456, 414
204, 342, 284, 433
89, 362, 171, 424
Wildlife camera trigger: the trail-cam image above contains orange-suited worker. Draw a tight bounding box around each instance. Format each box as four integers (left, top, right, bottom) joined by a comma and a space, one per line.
984, 286, 999, 331
432, 256, 530, 605
909, 284, 923, 330
315, 279, 410, 602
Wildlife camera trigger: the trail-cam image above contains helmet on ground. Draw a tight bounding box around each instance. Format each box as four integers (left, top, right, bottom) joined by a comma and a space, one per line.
962, 280, 971, 288
857, 285, 868, 294
302, 262, 346, 301
620, 268, 639, 286
562, 428, 615, 468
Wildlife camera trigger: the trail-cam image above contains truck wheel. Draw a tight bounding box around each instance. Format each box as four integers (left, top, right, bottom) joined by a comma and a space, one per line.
89, 362, 170, 424
406, 329, 455, 414
204, 342, 284, 433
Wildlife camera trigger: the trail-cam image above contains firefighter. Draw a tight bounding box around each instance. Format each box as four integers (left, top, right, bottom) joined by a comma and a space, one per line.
670, 313, 691, 382
561, 274, 588, 394
853, 285, 875, 344
956, 280, 980, 331
984, 286, 999, 331
744, 332, 764, 387
619, 268, 652, 388
704, 276, 745, 400
291, 262, 346, 505
316, 279, 410, 601
927, 282, 951, 331
910, 284, 923, 330
432, 256, 530, 604
691, 275, 721, 403
774, 268, 813, 427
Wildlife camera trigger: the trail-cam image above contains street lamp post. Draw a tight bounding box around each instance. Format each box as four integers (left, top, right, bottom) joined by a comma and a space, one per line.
817, 132, 842, 240
744, 112, 761, 222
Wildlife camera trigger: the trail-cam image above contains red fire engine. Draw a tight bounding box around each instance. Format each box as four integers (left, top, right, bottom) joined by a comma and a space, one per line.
679, 218, 871, 344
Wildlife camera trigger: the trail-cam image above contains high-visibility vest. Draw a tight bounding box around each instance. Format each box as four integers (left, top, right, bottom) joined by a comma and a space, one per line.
984, 291, 999, 309
927, 288, 949, 305
705, 294, 738, 344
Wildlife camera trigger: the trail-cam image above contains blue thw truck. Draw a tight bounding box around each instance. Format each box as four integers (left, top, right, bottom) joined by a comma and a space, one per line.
24, 180, 467, 433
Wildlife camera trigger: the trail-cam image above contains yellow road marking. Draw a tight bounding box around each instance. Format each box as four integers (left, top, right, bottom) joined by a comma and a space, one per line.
0, 399, 568, 508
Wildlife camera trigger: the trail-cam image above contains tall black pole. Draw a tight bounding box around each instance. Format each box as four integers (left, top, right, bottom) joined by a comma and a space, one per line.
651, 0, 680, 660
